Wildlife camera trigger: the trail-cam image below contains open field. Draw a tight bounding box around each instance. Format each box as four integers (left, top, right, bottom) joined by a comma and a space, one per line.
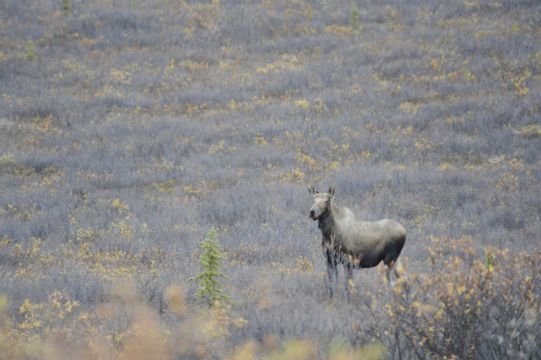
1, 0, 540, 358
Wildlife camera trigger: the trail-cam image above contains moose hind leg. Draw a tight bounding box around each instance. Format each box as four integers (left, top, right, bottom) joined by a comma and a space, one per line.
385, 259, 399, 287
344, 262, 353, 299
385, 264, 394, 287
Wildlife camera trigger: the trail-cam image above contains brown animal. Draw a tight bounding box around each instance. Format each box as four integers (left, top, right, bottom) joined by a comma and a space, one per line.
308, 186, 406, 297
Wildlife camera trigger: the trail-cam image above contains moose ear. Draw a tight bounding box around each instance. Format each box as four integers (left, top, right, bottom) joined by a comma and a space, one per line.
308, 186, 319, 195
328, 187, 335, 198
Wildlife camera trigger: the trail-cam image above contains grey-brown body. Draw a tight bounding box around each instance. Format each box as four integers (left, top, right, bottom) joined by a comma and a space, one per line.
309, 187, 406, 296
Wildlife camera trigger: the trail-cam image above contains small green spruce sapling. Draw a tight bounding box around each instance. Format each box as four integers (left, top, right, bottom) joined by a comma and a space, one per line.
192, 226, 231, 307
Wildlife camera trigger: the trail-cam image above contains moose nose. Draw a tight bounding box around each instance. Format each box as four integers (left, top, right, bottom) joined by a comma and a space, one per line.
309, 210, 316, 219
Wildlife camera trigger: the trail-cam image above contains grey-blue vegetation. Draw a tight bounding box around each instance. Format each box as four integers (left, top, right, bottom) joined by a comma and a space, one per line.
0, 0, 540, 358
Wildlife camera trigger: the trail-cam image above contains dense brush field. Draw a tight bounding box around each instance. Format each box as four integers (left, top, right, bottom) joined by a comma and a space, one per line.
1, 0, 540, 359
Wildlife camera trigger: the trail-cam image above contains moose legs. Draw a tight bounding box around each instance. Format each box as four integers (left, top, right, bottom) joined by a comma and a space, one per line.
385, 260, 400, 287
324, 248, 356, 298
344, 262, 353, 299
325, 249, 338, 297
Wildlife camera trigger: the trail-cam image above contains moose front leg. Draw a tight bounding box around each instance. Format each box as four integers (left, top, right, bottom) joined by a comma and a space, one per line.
325, 249, 338, 297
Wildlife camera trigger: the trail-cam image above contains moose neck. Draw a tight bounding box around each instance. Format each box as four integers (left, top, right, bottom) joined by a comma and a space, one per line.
318, 202, 339, 237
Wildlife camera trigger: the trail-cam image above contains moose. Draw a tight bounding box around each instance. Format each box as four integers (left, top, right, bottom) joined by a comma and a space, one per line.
308, 186, 406, 297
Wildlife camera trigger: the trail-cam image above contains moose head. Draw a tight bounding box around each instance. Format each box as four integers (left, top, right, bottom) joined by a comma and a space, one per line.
308, 186, 335, 220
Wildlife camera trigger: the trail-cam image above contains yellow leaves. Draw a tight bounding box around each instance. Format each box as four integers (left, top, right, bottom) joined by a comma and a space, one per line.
252, 133, 268, 146
294, 98, 310, 110
79, 37, 98, 47
184, 102, 209, 116
208, 140, 225, 155
183, 183, 206, 196
295, 150, 317, 170
256, 53, 302, 74
510, 22, 521, 34
62, 58, 82, 74
17, 318, 41, 331
33, 114, 55, 133
232, 316, 248, 328
75, 229, 96, 242
49, 291, 79, 319
280, 167, 305, 184
17, 292, 79, 335
474, 30, 491, 39
228, 99, 239, 111
399, 101, 421, 114
112, 219, 134, 239
29, 237, 41, 257
514, 124, 541, 138
94, 83, 122, 98
182, 60, 209, 73
154, 179, 176, 193
328, 161, 340, 170
381, 236, 541, 353
109, 69, 131, 85
438, 161, 455, 171
185, 0, 222, 33
324, 24, 358, 37
19, 299, 34, 315
414, 138, 432, 151
0, 153, 16, 169
295, 256, 313, 272
111, 198, 129, 212
164, 58, 176, 75
430, 58, 441, 71
495, 171, 518, 190
78, 312, 90, 322
410, 301, 438, 319
512, 69, 531, 96
401, 126, 414, 135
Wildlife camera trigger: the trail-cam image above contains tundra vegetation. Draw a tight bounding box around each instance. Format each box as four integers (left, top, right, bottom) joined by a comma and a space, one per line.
0, 0, 540, 359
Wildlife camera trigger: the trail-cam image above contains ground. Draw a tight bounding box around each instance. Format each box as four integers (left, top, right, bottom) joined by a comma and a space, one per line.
0, 0, 540, 359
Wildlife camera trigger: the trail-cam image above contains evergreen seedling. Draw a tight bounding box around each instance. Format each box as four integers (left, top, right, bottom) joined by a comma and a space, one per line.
26, 40, 36, 61
192, 226, 231, 307
62, 0, 72, 13
350, 0, 359, 30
